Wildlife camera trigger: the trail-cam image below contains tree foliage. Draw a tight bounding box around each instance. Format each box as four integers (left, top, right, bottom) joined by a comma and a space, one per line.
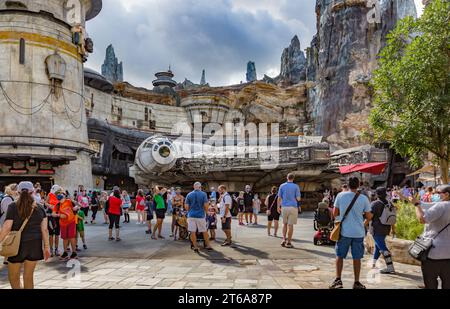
369, 0, 450, 183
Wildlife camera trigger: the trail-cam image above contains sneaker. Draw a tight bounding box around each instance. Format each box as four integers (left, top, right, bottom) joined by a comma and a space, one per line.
380, 268, 396, 275
116, 238, 121, 242
353, 281, 366, 289
108, 237, 115, 241
221, 241, 231, 247
281, 240, 286, 247
285, 243, 294, 249
169, 234, 174, 237
60, 252, 69, 260
70, 252, 78, 260
158, 235, 165, 239
54, 249, 60, 256
83, 244, 87, 250
329, 278, 343, 289
50, 250, 54, 258
136, 222, 140, 225
145, 230, 151, 234
76, 246, 81, 252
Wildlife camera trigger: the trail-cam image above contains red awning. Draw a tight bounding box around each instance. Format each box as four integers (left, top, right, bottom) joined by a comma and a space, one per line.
339, 162, 387, 175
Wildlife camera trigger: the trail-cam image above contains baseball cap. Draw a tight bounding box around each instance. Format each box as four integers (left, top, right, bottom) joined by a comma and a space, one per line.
18, 181, 34, 192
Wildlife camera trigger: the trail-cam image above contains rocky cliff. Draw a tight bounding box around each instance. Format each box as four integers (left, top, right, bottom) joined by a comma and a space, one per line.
308, 0, 417, 147
277, 35, 307, 86
101, 44, 123, 83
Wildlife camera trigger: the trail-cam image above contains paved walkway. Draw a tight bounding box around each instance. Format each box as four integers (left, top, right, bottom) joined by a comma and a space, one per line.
0, 212, 423, 289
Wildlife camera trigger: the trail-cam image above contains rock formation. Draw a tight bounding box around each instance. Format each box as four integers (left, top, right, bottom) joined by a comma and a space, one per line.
101, 44, 123, 83
246, 61, 257, 82
277, 35, 307, 86
307, 0, 417, 147
200, 69, 207, 85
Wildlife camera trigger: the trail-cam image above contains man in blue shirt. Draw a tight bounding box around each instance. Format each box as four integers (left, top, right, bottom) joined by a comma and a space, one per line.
185, 182, 213, 252
277, 173, 301, 249
330, 177, 373, 290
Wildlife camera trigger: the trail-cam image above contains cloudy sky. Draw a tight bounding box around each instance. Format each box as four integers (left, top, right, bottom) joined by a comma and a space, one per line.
86, 0, 424, 88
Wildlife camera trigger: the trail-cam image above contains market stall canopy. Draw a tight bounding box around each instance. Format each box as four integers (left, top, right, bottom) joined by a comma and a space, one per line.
407, 165, 436, 177
339, 162, 387, 175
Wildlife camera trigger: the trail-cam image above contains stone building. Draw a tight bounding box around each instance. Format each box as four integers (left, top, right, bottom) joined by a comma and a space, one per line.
0, 0, 102, 193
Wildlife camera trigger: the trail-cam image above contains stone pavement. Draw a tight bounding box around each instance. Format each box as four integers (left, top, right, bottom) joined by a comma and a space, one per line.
0, 212, 423, 289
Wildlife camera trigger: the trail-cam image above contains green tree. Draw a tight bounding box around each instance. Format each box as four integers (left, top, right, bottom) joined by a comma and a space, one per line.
369, 0, 450, 183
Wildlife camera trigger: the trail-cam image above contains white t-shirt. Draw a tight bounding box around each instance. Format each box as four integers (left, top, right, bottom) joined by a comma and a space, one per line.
220, 193, 232, 218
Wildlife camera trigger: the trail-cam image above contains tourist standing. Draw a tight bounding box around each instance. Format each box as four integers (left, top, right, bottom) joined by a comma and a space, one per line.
90, 191, 99, 224
45, 185, 61, 257
152, 186, 167, 239
370, 187, 396, 274
236, 191, 245, 226
76, 208, 87, 250
135, 189, 146, 225
329, 177, 373, 289
77, 190, 90, 224
185, 182, 212, 252
99, 191, 109, 225
243, 185, 254, 225
206, 205, 217, 241
218, 185, 233, 246
409, 185, 450, 289
106, 188, 122, 242
0, 182, 50, 289
145, 194, 154, 235
266, 186, 279, 237
277, 174, 301, 248
170, 188, 184, 238
1, 184, 19, 228
55, 189, 78, 260
121, 191, 131, 223
252, 194, 261, 225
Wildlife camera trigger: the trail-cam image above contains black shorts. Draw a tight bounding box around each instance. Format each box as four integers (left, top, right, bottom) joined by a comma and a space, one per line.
244, 206, 253, 214
156, 209, 165, 219
268, 209, 280, 221
147, 211, 154, 221
221, 217, 232, 230
238, 205, 244, 213
8, 239, 44, 264
48, 218, 60, 236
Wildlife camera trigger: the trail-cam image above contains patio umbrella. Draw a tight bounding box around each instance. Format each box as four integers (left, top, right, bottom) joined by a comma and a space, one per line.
339, 162, 387, 175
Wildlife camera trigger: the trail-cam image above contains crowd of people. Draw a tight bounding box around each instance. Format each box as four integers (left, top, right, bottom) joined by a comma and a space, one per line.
0, 175, 448, 290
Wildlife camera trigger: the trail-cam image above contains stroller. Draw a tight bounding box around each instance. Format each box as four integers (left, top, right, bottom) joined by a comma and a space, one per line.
313, 200, 335, 246
176, 209, 189, 240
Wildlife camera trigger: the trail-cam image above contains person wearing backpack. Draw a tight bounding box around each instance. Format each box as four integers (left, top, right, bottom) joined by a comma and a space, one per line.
370, 187, 396, 274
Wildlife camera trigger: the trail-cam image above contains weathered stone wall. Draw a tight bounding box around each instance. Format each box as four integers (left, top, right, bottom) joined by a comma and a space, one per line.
85, 85, 190, 134
308, 0, 417, 147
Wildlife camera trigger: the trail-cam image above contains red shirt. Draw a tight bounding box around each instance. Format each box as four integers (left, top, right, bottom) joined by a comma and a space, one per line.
136, 196, 145, 211
108, 196, 122, 215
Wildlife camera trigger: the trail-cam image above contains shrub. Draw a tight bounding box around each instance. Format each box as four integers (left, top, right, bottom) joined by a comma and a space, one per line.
395, 201, 424, 241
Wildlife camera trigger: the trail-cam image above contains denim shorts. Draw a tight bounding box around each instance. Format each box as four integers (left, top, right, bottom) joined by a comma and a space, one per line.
335, 236, 365, 260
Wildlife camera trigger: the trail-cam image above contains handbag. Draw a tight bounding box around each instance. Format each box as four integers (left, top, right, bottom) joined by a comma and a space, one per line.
0, 208, 35, 257
330, 193, 360, 242
408, 222, 450, 262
